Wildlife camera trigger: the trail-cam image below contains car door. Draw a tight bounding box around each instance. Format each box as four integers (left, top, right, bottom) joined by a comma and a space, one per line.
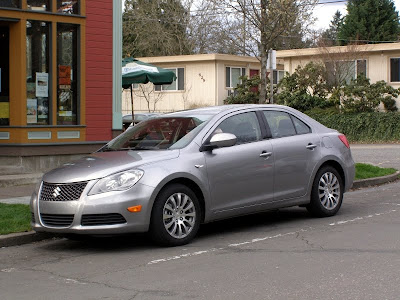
262, 110, 321, 201
203, 111, 274, 213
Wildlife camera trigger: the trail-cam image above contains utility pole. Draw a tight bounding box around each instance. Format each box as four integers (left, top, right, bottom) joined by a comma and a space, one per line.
242, 0, 246, 55
269, 49, 274, 104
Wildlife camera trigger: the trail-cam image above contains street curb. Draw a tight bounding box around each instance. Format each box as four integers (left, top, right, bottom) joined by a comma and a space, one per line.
351, 171, 400, 189
1, 172, 399, 248
0, 231, 55, 248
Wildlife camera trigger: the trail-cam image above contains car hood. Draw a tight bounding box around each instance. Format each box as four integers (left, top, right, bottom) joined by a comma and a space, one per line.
42, 150, 180, 183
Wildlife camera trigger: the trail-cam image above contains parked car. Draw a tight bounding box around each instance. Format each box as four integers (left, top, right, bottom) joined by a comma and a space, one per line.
122, 113, 160, 130
31, 105, 355, 246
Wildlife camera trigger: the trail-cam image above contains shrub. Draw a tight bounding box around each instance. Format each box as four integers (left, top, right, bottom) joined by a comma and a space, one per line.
338, 76, 399, 113
276, 62, 335, 112
306, 111, 400, 142
224, 75, 261, 104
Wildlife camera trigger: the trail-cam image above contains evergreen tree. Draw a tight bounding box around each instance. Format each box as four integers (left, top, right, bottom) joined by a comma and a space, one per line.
123, 0, 192, 57
338, 0, 400, 44
320, 10, 344, 46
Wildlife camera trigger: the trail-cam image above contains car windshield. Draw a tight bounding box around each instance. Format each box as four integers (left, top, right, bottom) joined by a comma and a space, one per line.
101, 114, 213, 151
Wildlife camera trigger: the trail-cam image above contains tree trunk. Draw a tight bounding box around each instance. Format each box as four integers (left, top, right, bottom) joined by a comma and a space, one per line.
259, 0, 268, 104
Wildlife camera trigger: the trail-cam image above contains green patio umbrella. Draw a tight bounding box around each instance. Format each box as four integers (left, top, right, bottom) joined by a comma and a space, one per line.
122, 58, 176, 121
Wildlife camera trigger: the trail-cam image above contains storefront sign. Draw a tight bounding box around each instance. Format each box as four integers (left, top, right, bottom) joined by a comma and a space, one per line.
35, 72, 49, 97
59, 65, 71, 85
27, 98, 38, 124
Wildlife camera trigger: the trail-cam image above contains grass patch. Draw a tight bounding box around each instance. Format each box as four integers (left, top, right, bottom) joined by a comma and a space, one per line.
355, 163, 397, 180
0, 203, 31, 235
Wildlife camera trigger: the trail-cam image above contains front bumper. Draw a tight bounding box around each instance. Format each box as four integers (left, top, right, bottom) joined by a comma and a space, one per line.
30, 180, 156, 234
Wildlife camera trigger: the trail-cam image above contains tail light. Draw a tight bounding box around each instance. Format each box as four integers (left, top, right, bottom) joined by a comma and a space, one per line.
338, 134, 350, 149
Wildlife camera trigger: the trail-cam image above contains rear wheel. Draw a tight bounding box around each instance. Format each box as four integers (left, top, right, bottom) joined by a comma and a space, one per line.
307, 166, 343, 217
150, 184, 201, 246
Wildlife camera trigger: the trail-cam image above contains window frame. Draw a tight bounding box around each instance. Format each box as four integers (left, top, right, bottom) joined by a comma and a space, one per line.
390, 57, 400, 83
26, 19, 52, 125
273, 70, 285, 85
261, 110, 312, 139
226, 66, 246, 89
325, 59, 367, 86
203, 110, 264, 147
154, 67, 184, 92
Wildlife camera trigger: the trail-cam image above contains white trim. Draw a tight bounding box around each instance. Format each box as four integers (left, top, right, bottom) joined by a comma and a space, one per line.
112, 0, 123, 130
226, 66, 246, 88
0, 132, 10, 140
57, 131, 80, 139
28, 131, 51, 140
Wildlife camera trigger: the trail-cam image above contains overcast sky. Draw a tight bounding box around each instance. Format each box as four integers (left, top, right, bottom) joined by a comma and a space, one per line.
314, 0, 400, 29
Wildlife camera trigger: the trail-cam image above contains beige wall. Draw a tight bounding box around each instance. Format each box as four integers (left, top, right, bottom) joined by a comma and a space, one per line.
122, 56, 262, 114
281, 49, 400, 107
122, 61, 217, 114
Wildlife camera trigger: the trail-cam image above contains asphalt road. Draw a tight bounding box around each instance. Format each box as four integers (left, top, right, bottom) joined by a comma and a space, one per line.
1, 179, 400, 300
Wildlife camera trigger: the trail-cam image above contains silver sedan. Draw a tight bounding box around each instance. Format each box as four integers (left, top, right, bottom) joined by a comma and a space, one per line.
31, 105, 355, 246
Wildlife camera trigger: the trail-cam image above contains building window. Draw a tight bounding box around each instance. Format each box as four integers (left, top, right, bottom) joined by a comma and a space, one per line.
57, 23, 79, 125
27, 0, 50, 11
26, 20, 50, 125
226, 67, 246, 88
390, 58, 400, 82
0, 26, 9, 126
273, 70, 285, 85
57, 0, 79, 14
154, 68, 184, 91
325, 59, 367, 86
0, 0, 20, 8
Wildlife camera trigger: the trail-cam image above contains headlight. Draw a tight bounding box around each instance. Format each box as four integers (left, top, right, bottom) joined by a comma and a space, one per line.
88, 169, 144, 195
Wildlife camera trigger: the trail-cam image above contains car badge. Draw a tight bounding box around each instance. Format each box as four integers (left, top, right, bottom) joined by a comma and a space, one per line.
53, 187, 61, 198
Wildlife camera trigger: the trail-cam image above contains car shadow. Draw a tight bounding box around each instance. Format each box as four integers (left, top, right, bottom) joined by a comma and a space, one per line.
36, 207, 313, 252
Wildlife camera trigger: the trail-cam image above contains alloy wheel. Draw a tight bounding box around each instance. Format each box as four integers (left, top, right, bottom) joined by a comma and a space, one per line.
163, 192, 196, 239
318, 172, 341, 210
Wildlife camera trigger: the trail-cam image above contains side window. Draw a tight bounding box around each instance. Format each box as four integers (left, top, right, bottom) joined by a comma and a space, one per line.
263, 111, 296, 138
292, 116, 311, 135
213, 112, 261, 145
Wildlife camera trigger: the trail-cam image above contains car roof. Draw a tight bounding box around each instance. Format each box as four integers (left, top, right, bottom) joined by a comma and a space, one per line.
163, 104, 295, 117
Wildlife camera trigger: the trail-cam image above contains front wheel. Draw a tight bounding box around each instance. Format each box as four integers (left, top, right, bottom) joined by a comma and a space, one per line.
306, 166, 343, 217
150, 184, 201, 246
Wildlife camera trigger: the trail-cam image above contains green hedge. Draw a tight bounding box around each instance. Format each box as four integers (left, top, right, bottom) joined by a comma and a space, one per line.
306, 111, 400, 143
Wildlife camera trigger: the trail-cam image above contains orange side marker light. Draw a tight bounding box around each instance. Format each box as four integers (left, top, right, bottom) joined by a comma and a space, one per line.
127, 205, 142, 213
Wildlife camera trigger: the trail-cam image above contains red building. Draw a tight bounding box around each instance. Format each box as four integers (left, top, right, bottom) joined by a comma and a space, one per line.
0, 0, 122, 170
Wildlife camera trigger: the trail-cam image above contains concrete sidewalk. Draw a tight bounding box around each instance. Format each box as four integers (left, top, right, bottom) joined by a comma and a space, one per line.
0, 183, 36, 204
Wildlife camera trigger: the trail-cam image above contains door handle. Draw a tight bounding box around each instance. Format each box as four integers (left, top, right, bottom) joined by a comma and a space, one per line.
306, 143, 317, 150
260, 151, 272, 158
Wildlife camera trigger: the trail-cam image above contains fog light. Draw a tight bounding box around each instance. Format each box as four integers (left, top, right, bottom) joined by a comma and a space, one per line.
127, 205, 142, 213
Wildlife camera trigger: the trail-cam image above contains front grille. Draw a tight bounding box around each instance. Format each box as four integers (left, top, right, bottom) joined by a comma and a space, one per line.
40, 181, 88, 202
41, 214, 74, 227
81, 213, 127, 226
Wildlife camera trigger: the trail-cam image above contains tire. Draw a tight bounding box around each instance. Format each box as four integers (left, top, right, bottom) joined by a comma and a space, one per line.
150, 184, 201, 246
306, 166, 343, 217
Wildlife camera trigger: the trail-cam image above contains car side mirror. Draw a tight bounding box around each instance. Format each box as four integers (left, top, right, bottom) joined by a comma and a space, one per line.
200, 133, 237, 152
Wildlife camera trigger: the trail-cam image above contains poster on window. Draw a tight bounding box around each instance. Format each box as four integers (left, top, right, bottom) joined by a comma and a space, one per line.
58, 65, 71, 86
27, 99, 38, 124
37, 98, 48, 120
35, 72, 49, 97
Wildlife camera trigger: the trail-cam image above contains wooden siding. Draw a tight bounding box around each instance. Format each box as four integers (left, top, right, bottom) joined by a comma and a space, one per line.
85, 1, 113, 141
